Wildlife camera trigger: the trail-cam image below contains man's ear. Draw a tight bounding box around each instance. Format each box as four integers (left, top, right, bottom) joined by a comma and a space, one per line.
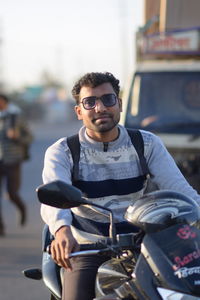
74, 105, 83, 120
118, 98, 122, 112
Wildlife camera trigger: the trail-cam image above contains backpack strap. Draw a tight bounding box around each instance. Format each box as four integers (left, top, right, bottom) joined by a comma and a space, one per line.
66, 134, 80, 183
126, 128, 150, 177
67, 129, 150, 183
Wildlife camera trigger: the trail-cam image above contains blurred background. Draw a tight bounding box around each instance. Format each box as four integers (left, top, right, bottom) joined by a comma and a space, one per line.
1, 0, 200, 298
0, 1, 144, 299
0, 0, 144, 124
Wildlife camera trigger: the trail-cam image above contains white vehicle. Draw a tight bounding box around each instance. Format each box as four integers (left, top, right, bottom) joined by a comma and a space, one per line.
121, 27, 200, 192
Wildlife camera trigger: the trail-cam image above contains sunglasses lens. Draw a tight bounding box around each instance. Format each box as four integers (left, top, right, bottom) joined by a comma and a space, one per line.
83, 97, 96, 109
101, 94, 116, 107
81, 94, 117, 110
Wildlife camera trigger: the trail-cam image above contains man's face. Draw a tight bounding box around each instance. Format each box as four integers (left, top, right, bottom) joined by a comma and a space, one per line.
75, 83, 122, 136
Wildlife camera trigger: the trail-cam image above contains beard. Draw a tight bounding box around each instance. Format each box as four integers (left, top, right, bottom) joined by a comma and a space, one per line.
91, 113, 120, 133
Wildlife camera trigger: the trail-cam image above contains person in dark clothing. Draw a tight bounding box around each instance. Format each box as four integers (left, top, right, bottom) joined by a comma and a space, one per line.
0, 94, 33, 236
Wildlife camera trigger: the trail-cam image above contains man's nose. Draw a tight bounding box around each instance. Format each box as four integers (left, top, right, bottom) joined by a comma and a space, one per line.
94, 99, 106, 112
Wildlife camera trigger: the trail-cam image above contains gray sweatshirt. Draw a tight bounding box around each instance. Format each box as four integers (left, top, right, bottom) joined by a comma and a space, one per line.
41, 125, 200, 243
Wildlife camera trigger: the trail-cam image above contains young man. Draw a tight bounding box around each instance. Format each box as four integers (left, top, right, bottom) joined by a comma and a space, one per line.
0, 94, 33, 235
41, 72, 200, 300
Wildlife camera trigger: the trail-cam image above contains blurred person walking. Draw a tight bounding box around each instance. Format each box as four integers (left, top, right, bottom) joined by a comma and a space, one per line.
0, 94, 33, 236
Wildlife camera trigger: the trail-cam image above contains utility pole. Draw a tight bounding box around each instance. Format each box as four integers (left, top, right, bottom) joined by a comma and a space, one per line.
0, 19, 3, 90
54, 45, 65, 86
118, 0, 129, 87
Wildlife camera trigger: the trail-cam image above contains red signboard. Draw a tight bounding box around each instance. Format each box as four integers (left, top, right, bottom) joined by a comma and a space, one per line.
140, 28, 200, 55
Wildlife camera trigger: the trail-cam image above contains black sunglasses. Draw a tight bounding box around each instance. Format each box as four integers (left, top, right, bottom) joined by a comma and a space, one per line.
80, 93, 117, 110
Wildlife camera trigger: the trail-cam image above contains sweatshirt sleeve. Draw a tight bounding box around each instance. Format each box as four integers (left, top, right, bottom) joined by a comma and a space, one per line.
142, 131, 200, 205
40, 138, 73, 236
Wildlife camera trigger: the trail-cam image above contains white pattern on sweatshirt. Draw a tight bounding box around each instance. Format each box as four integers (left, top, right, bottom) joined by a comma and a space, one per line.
41, 125, 200, 242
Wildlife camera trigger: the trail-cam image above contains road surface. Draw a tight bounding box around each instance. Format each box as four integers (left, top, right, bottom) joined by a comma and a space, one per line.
0, 119, 81, 300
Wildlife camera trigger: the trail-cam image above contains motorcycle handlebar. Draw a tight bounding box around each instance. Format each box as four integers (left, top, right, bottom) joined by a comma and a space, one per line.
46, 240, 110, 255
79, 242, 110, 251
46, 232, 138, 256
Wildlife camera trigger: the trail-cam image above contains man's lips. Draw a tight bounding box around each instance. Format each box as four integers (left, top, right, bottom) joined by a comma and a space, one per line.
93, 114, 112, 122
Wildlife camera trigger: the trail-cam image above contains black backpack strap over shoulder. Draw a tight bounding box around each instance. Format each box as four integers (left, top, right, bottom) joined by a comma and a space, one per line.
126, 128, 150, 177
67, 129, 150, 182
66, 134, 80, 183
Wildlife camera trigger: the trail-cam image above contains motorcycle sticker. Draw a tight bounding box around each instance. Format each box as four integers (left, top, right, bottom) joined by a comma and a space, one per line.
176, 225, 196, 240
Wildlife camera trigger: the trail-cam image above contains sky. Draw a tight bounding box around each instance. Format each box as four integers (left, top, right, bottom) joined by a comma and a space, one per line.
0, 0, 144, 91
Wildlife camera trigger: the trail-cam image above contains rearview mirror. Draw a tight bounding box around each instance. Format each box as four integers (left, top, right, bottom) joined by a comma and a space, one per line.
37, 180, 117, 243
36, 180, 87, 208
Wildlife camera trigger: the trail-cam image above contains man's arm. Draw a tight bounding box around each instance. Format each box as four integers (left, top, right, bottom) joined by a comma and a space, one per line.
143, 131, 200, 204
41, 139, 73, 234
41, 139, 79, 269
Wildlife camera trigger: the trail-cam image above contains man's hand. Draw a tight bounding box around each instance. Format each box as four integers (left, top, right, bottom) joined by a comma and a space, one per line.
50, 225, 79, 270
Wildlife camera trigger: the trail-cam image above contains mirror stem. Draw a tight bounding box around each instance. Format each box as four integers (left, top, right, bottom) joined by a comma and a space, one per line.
109, 211, 117, 244
87, 202, 117, 244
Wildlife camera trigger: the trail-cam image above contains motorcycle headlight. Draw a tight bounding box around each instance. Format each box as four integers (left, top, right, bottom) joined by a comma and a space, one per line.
157, 287, 200, 300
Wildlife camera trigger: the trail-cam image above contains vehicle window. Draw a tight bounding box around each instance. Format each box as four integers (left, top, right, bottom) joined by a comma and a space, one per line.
125, 72, 200, 133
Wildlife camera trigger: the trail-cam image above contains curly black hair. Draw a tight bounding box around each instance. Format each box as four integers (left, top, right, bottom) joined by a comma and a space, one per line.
71, 72, 120, 104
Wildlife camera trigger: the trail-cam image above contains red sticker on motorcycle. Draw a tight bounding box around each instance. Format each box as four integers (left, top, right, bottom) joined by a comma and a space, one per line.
177, 225, 196, 240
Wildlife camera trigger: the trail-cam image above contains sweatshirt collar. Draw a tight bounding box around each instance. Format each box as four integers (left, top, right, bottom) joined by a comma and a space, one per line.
79, 125, 127, 151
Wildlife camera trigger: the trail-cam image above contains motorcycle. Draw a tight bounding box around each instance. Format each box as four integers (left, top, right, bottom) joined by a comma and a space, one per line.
23, 180, 200, 300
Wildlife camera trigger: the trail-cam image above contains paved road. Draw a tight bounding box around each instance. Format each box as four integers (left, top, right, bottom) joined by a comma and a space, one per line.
0, 119, 81, 300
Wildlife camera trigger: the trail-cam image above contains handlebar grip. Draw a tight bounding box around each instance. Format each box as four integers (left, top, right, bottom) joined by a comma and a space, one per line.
79, 242, 107, 251
45, 241, 107, 254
